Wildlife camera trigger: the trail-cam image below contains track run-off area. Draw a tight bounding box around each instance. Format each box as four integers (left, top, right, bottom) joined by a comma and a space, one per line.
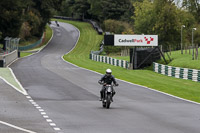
0, 22, 199, 133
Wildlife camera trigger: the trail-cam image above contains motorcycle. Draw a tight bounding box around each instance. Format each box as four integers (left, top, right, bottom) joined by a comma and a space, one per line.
101, 84, 115, 109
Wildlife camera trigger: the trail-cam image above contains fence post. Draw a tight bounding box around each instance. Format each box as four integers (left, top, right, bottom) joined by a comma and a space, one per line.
198, 71, 200, 82
165, 65, 168, 75
188, 69, 193, 80
168, 66, 172, 76
192, 69, 198, 82
175, 67, 180, 78
161, 64, 165, 75
183, 68, 188, 80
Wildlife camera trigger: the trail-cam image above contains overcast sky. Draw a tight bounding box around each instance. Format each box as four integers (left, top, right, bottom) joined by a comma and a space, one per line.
174, 0, 183, 7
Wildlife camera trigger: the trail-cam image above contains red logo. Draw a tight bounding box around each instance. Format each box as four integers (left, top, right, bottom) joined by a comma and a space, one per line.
144, 37, 154, 44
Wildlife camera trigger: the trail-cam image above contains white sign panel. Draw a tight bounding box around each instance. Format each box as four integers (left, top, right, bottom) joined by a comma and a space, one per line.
114, 34, 158, 46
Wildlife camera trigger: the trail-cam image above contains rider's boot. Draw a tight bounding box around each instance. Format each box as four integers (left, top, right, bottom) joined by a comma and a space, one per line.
99, 92, 103, 101
111, 91, 116, 102
111, 97, 113, 102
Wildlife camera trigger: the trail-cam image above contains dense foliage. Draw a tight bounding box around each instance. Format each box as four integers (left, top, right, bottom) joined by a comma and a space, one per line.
57, 0, 199, 50
0, 0, 199, 50
0, 0, 63, 43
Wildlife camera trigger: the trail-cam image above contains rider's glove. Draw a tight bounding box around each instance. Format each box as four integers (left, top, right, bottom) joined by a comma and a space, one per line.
98, 80, 102, 84
115, 83, 119, 86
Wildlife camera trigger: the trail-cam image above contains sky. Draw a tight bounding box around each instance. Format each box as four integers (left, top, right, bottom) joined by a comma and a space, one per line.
174, 0, 183, 7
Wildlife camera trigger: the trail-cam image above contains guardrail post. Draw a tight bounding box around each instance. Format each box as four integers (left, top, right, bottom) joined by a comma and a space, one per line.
180, 68, 184, 79
188, 69, 193, 80
198, 71, 200, 82
161, 64, 165, 75
192, 69, 198, 82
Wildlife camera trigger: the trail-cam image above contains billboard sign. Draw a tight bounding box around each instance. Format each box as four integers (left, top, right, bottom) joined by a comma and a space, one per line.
114, 34, 158, 46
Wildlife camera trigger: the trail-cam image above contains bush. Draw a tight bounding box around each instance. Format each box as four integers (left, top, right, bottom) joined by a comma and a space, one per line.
104, 46, 121, 55
103, 19, 133, 34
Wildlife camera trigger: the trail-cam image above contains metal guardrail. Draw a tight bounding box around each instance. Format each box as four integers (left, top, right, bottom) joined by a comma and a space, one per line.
153, 62, 200, 82
0, 50, 18, 67
53, 16, 103, 35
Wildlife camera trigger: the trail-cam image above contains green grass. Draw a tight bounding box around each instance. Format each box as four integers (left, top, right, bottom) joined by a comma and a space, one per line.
110, 56, 129, 61
110, 49, 200, 70
55, 19, 200, 103
0, 68, 24, 92
165, 49, 200, 69
20, 52, 32, 57
20, 25, 53, 57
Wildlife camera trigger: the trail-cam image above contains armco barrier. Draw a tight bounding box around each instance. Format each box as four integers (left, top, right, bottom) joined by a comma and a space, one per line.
90, 53, 129, 69
0, 50, 18, 67
18, 33, 44, 51
153, 62, 200, 82
53, 16, 103, 35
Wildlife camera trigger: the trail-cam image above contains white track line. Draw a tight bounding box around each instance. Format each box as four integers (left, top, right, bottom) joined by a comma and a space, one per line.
5, 25, 54, 96
61, 23, 200, 106
0, 120, 37, 133
9, 68, 28, 95
62, 57, 200, 106
5, 24, 62, 132
0, 76, 26, 95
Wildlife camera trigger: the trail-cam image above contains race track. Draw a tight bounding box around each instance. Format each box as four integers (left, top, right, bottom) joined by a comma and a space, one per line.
10, 22, 200, 133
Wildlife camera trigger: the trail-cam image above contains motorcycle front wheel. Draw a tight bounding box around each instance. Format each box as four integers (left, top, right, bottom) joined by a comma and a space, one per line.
106, 95, 111, 109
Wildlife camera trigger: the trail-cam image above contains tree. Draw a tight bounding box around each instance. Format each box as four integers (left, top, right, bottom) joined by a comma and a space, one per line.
103, 19, 133, 34
182, 0, 200, 23
177, 8, 196, 50
133, 0, 155, 34
32, 0, 64, 37
194, 24, 200, 46
99, 0, 134, 23
153, 0, 181, 49
59, 0, 74, 17
72, 0, 90, 20
134, 0, 183, 50
0, 0, 64, 41
88, 0, 102, 20
0, 0, 25, 39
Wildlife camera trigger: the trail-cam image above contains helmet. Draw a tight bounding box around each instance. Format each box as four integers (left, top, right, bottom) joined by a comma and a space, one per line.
106, 69, 112, 74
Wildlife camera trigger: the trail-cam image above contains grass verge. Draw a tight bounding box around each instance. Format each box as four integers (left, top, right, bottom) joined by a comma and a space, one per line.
0, 68, 24, 93
56, 19, 200, 103
20, 25, 53, 57
111, 49, 200, 70
165, 49, 200, 70
0, 25, 53, 93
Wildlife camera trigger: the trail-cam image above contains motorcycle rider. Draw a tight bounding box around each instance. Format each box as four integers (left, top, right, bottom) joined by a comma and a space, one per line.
98, 69, 119, 101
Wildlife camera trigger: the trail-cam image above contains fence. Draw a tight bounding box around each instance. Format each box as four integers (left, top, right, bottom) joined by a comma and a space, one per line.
153, 62, 200, 82
90, 53, 129, 69
18, 33, 45, 51
0, 50, 18, 67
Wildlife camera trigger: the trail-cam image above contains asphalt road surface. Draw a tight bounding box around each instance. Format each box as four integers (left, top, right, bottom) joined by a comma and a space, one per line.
10, 22, 200, 133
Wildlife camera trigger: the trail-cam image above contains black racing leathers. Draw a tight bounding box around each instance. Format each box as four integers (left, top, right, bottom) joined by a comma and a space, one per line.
98, 74, 118, 100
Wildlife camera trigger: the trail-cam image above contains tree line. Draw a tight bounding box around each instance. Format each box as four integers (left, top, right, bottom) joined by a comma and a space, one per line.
0, 0, 199, 52
57, 0, 200, 51
0, 0, 63, 44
